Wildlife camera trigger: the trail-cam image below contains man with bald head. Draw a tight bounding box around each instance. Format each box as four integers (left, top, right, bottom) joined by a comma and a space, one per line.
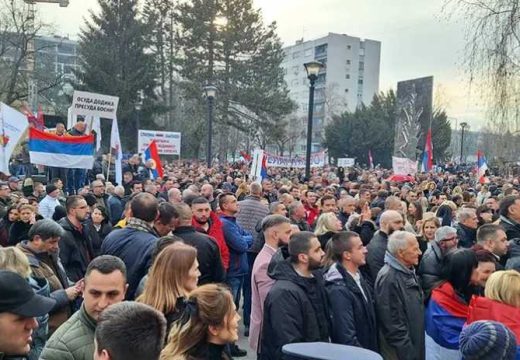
168, 188, 182, 204
366, 210, 404, 284
101, 192, 159, 299
201, 184, 217, 211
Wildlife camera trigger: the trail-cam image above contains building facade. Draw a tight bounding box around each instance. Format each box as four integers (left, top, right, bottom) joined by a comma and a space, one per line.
281, 32, 381, 154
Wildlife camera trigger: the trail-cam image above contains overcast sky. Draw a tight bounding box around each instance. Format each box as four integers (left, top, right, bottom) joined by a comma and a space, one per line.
37, 0, 485, 129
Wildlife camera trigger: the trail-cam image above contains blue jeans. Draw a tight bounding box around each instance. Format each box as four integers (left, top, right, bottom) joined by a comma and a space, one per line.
226, 275, 244, 309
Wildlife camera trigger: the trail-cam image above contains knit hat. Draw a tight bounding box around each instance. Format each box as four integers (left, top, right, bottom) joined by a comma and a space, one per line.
460, 320, 517, 360
46, 184, 58, 195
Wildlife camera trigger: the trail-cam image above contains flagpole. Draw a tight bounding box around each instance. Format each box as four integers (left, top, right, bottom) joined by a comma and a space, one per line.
0, 103, 5, 174
106, 153, 112, 181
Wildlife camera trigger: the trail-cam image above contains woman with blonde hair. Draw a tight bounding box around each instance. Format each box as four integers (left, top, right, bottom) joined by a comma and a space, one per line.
160, 284, 240, 360
137, 242, 200, 331
314, 212, 343, 250
466, 270, 520, 358
235, 182, 249, 202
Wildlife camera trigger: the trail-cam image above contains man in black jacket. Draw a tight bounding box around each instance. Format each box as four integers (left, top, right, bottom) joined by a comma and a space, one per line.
260, 231, 329, 360
58, 195, 95, 282
375, 230, 424, 360
499, 195, 520, 240
455, 207, 478, 248
324, 231, 377, 352
172, 203, 225, 285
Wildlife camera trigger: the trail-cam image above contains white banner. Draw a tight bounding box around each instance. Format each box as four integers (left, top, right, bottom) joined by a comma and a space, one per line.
138, 130, 181, 155
71, 91, 119, 119
392, 156, 418, 175
110, 118, 123, 185
265, 151, 326, 168
337, 158, 355, 167
250, 149, 265, 181
0, 103, 29, 174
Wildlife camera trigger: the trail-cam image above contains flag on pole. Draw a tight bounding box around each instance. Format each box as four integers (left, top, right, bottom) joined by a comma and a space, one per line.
368, 150, 374, 169
250, 149, 268, 181
143, 140, 164, 179
477, 150, 489, 184
28, 127, 94, 169
110, 118, 123, 185
0, 103, 29, 174
421, 128, 433, 172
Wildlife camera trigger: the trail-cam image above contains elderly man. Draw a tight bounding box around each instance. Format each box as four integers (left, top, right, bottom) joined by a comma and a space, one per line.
499, 195, 520, 240
476, 224, 509, 270
455, 208, 478, 248
418, 226, 458, 299
200, 183, 217, 211
365, 210, 404, 284
168, 187, 182, 204
337, 196, 357, 228
288, 201, 310, 231
375, 231, 424, 360
107, 186, 125, 224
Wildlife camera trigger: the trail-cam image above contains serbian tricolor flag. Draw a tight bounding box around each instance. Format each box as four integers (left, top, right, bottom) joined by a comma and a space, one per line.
477, 150, 489, 184
368, 150, 374, 169
260, 153, 268, 179
466, 296, 520, 358
28, 127, 95, 169
143, 140, 164, 179
425, 282, 468, 356
421, 128, 433, 172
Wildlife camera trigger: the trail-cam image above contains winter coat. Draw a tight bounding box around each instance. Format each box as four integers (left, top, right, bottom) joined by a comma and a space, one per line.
40, 304, 96, 360
466, 296, 520, 359
236, 195, 269, 240
28, 276, 51, 360
173, 226, 226, 285
185, 343, 231, 360
324, 262, 378, 352
17, 242, 71, 334
101, 225, 158, 300
260, 257, 330, 360
424, 282, 468, 360
305, 204, 320, 227
58, 217, 95, 283
365, 230, 389, 285
192, 212, 230, 270
317, 231, 335, 250
91, 221, 112, 257
455, 223, 477, 248
418, 241, 444, 301
8, 221, 33, 246
375, 252, 425, 360
500, 215, 520, 240
506, 238, 520, 270
219, 215, 253, 277
0, 196, 12, 219
107, 194, 124, 224
0, 217, 14, 247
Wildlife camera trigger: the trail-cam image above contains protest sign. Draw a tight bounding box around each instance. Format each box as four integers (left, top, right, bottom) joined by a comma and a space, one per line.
265, 151, 326, 168
337, 158, 355, 167
392, 156, 418, 175
138, 130, 181, 155
71, 91, 119, 119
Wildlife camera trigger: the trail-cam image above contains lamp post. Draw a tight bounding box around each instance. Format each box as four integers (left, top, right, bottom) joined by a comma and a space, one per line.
204, 85, 217, 168
460, 122, 468, 163
303, 60, 324, 180
135, 90, 143, 142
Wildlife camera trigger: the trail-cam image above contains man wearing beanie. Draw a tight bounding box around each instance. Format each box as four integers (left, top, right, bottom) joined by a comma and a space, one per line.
460, 320, 518, 360
39, 184, 61, 219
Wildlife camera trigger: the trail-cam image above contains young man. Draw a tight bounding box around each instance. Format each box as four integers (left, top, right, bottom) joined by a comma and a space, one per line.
260, 231, 329, 360
0, 270, 55, 358
41, 256, 128, 360
324, 231, 377, 352
94, 302, 166, 360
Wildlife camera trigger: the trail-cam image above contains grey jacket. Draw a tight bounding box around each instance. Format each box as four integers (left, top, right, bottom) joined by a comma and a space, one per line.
236, 195, 268, 250
417, 241, 444, 300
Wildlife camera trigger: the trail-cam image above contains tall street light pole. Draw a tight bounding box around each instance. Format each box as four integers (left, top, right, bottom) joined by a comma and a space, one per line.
135, 90, 143, 150
303, 60, 324, 180
204, 85, 217, 168
460, 122, 468, 164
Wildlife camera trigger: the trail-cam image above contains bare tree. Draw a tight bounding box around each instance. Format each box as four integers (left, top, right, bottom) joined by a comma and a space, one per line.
445, 0, 520, 131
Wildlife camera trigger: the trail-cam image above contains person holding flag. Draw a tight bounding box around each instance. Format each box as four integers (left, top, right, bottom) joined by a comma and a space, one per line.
142, 140, 164, 180
477, 150, 490, 184
421, 128, 433, 172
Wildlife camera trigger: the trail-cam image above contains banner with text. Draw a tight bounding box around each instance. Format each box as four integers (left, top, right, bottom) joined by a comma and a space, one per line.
337, 158, 356, 167
71, 91, 119, 119
265, 151, 326, 168
138, 130, 181, 155
392, 156, 418, 175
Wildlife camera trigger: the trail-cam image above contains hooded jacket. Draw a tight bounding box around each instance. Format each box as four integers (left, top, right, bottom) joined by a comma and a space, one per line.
260, 252, 330, 360
324, 262, 378, 352
375, 252, 425, 360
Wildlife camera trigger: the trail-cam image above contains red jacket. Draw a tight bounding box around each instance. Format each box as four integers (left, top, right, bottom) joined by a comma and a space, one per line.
192, 212, 230, 270
467, 296, 520, 342
305, 203, 319, 226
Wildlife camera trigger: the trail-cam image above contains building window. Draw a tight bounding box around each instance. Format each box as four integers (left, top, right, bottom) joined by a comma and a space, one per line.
347, 45, 351, 50
345, 74, 350, 79
360, 41, 365, 49
344, 88, 349, 93
316, 73, 326, 84
315, 44, 328, 57
304, 48, 313, 57
292, 51, 301, 59
359, 61, 364, 71
358, 79, 363, 85
346, 59, 351, 65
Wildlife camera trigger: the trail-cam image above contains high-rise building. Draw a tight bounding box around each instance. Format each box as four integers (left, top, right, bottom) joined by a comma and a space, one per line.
35, 35, 80, 81
281, 32, 381, 154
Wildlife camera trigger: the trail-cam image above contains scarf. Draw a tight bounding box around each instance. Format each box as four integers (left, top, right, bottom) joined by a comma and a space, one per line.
126, 217, 157, 235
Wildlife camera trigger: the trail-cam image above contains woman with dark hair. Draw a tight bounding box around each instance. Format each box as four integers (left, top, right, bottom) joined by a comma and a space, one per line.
436, 203, 455, 227
160, 284, 239, 360
91, 205, 112, 244
0, 205, 19, 247
407, 200, 423, 231
424, 248, 480, 359
476, 205, 493, 227
51, 205, 67, 222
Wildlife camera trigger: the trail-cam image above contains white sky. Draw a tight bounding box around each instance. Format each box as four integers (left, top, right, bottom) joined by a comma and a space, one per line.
37, 0, 485, 129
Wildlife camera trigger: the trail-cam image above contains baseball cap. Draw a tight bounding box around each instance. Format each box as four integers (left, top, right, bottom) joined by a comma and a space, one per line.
0, 270, 55, 317
8, 176, 20, 183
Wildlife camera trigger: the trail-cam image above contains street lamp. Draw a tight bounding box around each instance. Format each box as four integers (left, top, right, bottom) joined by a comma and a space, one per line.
135, 90, 143, 139
204, 85, 217, 168
303, 60, 324, 180
460, 122, 469, 163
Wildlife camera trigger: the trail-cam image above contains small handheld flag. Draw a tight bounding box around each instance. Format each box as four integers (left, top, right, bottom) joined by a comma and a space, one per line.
143, 140, 164, 179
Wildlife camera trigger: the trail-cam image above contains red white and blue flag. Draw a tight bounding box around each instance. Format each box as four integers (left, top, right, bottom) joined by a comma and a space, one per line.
28, 127, 94, 169
143, 140, 164, 179
477, 150, 489, 184
421, 128, 433, 172
368, 150, 374, 169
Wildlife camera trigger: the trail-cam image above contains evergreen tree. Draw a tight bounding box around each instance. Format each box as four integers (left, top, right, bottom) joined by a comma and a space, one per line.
77, 0, 158, 150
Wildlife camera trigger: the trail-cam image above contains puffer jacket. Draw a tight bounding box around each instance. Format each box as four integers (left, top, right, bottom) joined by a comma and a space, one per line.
236, 195, 269, 238
417, 241, 444, 301
375, 252, 425, 360
40, 304, 96, 360
28, 276, 51, 360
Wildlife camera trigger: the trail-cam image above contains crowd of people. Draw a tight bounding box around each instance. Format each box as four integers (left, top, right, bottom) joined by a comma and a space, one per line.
1, 149, 520, 360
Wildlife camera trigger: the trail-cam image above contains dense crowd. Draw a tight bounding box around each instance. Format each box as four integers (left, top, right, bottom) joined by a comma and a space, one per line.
1, 148, 520, 360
